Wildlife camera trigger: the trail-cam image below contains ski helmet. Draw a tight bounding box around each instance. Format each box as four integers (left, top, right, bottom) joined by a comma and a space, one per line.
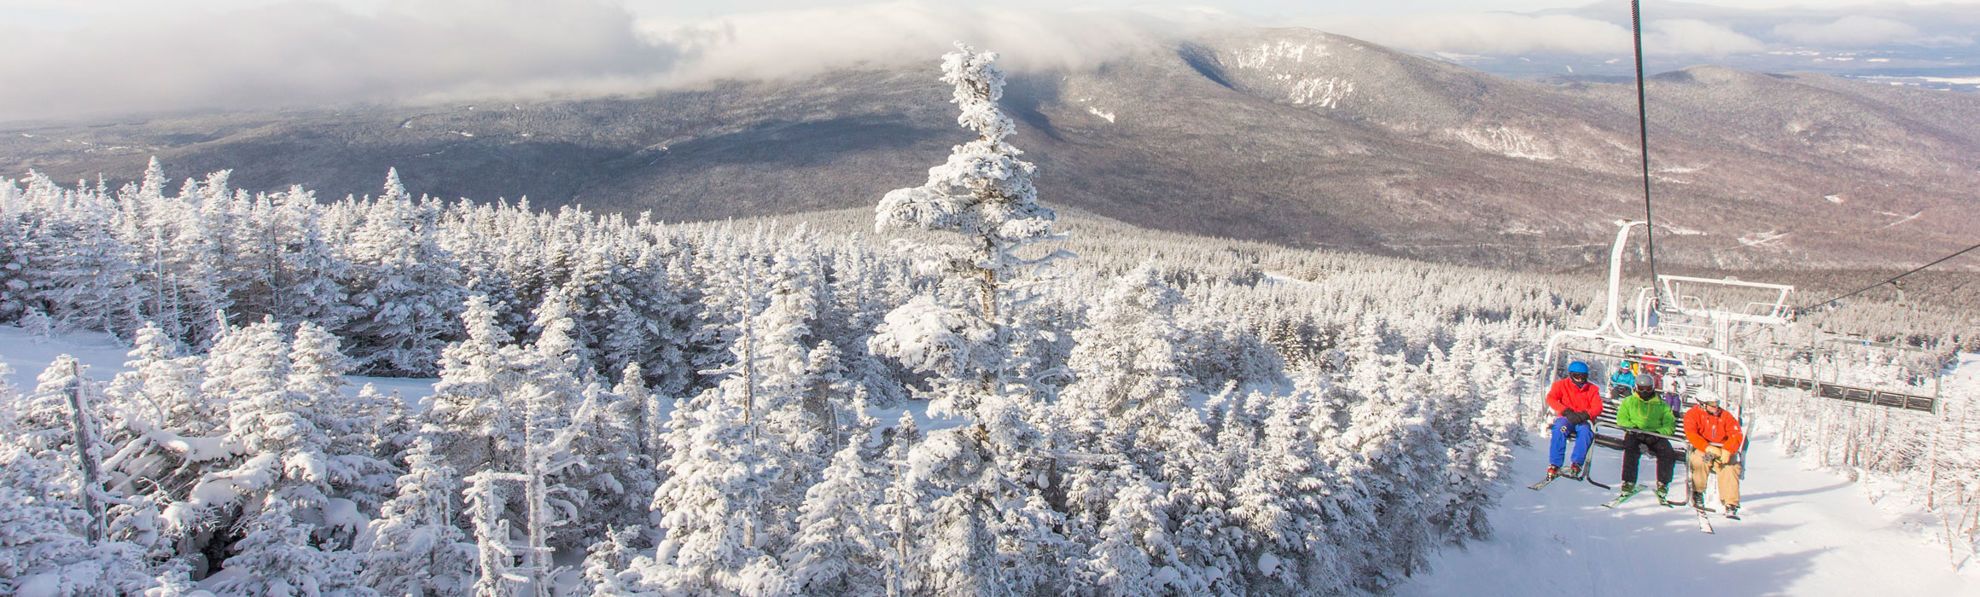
1567, 361, 1590, 375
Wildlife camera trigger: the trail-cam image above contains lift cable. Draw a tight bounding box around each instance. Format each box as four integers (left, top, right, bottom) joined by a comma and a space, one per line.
1794, 241, 1980, 314
1630, 0, 1664, 310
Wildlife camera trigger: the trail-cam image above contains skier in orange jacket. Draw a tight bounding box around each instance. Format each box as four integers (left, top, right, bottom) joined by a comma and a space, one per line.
1683, 389, 1745, 517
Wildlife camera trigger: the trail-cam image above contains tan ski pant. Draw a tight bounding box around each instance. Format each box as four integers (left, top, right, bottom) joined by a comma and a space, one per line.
1687, 447, 1741, 506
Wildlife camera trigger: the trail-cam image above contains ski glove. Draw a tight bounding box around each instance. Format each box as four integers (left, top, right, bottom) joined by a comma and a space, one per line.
1563, 410, 1590, 426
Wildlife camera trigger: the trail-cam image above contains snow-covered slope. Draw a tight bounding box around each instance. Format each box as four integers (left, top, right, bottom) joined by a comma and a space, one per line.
0, 325, 960, 432
0, 325, 437, 404
1399, 431, 1979, 596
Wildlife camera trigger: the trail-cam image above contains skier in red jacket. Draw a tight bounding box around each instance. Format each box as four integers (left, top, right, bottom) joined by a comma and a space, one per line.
1546, 361, 1605, 479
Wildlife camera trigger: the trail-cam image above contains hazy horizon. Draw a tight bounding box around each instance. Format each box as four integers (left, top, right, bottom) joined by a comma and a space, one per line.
3, 0, 1978, 123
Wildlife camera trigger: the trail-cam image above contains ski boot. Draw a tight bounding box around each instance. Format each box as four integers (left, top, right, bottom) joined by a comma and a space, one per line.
1654, 483, 1670, 504
1618, 482, 1637, 495
1563, 464, 1584, 480
1724, 503, 1741, 519
1546, 465, 1559, 479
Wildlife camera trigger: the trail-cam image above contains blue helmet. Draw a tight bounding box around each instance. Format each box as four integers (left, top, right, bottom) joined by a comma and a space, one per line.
1567, 361, 1590, 375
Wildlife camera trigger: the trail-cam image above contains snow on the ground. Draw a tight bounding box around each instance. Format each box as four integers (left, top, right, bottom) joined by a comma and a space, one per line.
0, 325, 134, 390
0, 325, 442, 405
1398, 432, 1978, 596
0, 324, 957, 431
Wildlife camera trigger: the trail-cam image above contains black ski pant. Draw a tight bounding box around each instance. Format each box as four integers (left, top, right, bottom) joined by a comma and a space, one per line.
1619, 432, 1679, 486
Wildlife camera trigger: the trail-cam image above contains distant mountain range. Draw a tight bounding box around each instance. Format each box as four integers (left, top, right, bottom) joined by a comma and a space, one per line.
4, 28, 1976, 270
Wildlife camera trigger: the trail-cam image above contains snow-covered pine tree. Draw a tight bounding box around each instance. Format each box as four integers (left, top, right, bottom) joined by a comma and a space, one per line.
289, 321, 400, 525
869, 44, 1078, 596
268, 186, 353, 329
873, 411, 921, 594
783, 393, 887, 596
210, 497, 368, 596
170, 318, 368, 587
632, 383, 788, 595
11, 356, 114, 542
362, 437, 476, 597
426, 295, 521, 484
616, 362, 660, 464
32, 183, 142, 337
342, 169, 463, 375
871, 41, 1065, 419
580, 526, 642, 596
1062, 265, 1200, 474
1229, 391, 1350, 594
1083, 470, 1182, 596
0, 458, 155, 595
0, 357, 156, 595
1327, 358, 1446, 591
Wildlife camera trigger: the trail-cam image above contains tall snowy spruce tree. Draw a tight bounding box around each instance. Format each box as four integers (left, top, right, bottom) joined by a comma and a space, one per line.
869, 43, 1075, 595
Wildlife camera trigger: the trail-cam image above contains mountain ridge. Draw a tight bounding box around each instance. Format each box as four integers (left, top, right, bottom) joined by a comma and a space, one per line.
4, 27, 1976, 270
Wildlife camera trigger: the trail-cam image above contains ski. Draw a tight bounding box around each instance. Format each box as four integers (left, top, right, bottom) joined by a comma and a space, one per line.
1527, 476, 1559, 491
1601, 487, 1642, 509
1696, 512, 1714, 534
1659, 498, 1688, 508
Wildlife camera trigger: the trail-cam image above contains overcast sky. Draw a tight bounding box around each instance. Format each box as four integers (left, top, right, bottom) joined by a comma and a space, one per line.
3, 0, 1977, 122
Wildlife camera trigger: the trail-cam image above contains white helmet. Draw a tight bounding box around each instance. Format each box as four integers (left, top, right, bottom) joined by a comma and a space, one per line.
1692, 388, 1721, 405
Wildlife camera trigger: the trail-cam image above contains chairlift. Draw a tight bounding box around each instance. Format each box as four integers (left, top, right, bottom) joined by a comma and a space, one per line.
1535, 222, 1793, 466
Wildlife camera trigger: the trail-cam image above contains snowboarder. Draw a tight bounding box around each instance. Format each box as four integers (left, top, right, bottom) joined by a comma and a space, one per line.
1615, 378, 1681, 502
1683, 390, 1746, 517
1545, 361, 1603, 479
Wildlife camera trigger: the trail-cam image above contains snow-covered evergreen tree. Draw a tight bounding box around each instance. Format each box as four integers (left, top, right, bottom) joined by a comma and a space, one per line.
783, 394, 887, 596
209, 497, 368, 596
361, 437, 476, 596
633, 376, 789, 595
871, 42, 1065, 419
342, 170, 462, 374
426, 295, 521, 485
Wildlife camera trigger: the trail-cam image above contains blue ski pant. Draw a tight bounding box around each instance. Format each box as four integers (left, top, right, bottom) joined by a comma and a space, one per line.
1549, 417, 1594, 468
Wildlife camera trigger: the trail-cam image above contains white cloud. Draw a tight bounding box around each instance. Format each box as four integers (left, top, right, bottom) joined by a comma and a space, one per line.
0, 0, 677, 122
1648, 19, 1766, 55
0, 0, 1218, 122
1771, 15, 1970, 47
1301, 14, 1762, 57
3, 0, 1974, 123
1775, 16, 1917, 46
637, 2, 1216, 85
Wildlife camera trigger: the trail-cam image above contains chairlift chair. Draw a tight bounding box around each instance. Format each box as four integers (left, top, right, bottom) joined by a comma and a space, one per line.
1535, 222, 1794, 468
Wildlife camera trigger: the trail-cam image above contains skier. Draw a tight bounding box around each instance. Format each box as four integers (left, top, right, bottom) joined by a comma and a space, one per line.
1683, 390, 1746, 517
1545, 361, 1603, 479
1637, 349, 1665, 390
1614, 378, 1681, 503
1609, 363, 1636, 401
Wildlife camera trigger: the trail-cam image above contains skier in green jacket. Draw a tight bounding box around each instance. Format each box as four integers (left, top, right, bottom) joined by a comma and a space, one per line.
1615, 377, 1681, 503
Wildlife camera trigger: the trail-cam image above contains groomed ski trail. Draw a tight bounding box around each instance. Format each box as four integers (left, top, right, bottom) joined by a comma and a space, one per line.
1397, 432, 1978, 596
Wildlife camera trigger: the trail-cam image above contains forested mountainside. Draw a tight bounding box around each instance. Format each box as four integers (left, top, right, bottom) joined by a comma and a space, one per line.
7, 28, 1978, 270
